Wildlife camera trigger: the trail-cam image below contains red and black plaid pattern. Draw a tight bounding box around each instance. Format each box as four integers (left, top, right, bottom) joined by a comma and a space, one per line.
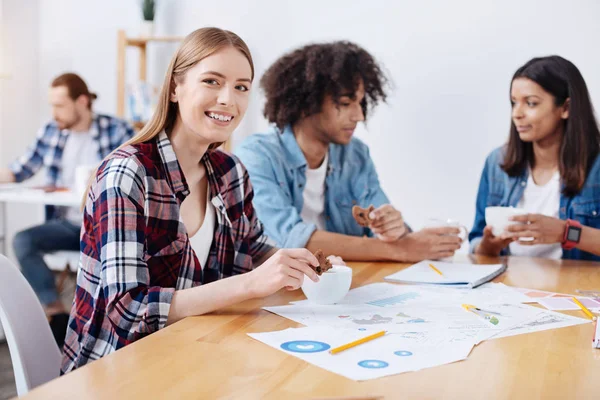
61, 131, 274, 373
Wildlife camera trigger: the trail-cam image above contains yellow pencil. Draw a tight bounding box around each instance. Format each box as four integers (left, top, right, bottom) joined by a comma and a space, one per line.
428, 263, 444, 276
572, 297, 597, 320
329, 331, 386, 355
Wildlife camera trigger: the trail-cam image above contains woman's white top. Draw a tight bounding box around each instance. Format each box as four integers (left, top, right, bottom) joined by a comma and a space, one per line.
509, 171, 563, 259
188, 190, 216, 268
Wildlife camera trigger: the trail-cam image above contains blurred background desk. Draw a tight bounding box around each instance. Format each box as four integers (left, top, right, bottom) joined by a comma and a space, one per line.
0, 185, 80, 254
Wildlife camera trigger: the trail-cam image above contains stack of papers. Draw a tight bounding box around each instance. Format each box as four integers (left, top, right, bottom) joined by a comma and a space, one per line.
249, 281, 591, 381
249, 326, 475, 381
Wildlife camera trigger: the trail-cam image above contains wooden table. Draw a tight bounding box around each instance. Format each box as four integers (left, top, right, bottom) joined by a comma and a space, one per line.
21, 256, 600, 399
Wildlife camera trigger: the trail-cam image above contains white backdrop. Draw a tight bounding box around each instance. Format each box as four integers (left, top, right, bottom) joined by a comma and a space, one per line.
2, 0, 600, 249
1, 0, 44, 265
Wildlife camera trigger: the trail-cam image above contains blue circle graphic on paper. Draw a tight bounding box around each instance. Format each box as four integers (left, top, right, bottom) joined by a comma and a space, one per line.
394, 350, 413, 357
358, 360, 389, 369
280, 340, 330, 353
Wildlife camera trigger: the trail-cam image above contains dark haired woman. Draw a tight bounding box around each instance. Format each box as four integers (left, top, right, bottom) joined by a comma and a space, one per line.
236, 41, 463, 263
470, 55, 600, 260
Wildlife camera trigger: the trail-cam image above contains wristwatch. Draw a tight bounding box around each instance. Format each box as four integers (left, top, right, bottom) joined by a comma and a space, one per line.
562, 219, 582, 250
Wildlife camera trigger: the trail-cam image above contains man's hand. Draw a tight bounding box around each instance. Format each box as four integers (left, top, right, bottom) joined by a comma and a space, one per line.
0, 168, 16, 184
393, 227, 463, 262
475, 226, 515, 256
369, 204, 408, 242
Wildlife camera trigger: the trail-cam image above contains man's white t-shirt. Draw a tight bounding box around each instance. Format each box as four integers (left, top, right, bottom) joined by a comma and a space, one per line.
60, 131, 100, 224
509, 171, 563, 259
300, 153, 328, 231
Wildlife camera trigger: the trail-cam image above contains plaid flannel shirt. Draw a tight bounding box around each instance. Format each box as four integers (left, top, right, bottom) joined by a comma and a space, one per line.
61, 131, 274, 373
9, 113, 134, 185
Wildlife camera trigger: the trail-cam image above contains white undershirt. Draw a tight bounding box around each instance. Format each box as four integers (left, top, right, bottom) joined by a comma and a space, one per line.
300, 152, 328, 230
60, 131, 99, 224
509, 171, 563, 259
188, 190, 216, 269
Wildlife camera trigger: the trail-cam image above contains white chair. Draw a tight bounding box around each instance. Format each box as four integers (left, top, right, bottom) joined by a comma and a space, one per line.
0, 254, 61, 396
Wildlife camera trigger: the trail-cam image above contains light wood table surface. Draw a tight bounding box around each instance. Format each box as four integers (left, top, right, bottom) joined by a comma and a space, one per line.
21, 256, 600, 399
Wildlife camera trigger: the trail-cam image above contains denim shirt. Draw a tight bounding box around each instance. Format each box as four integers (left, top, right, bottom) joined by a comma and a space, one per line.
235, 125, 391, 248
469, 146, 600, 261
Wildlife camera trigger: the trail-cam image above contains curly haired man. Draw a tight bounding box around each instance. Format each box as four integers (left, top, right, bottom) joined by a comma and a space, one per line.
236, 42, 462, 262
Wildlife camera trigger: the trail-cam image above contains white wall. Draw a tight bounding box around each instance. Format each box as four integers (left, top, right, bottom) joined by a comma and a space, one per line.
1, 0, 42, 339
3, 0, 600, 247
0, 0, 3, 166
0, 0, 44, 262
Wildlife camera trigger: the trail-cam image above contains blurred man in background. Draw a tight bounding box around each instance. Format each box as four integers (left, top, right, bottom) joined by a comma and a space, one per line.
0, 73, 134, 346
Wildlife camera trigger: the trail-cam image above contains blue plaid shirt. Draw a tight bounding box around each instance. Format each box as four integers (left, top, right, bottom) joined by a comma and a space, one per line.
9, 113, 135, 186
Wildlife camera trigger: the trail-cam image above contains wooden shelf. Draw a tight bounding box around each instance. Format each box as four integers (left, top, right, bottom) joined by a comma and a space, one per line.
126, 36, 185, 47
116, 29, 182, 119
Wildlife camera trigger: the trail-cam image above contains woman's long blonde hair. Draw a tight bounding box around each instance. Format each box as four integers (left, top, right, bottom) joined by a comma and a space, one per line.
82, 27, 254, 207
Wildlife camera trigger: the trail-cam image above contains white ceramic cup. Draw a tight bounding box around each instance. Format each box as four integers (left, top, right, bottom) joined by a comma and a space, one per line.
74, 164, 97, 196
485, 206, 528, 237
301, 265, 352, 305
423, 218, 468, 261
423, 218, 468, 240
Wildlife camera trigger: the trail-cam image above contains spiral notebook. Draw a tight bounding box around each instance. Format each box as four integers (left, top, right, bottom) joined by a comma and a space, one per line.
384, 260, 507, 289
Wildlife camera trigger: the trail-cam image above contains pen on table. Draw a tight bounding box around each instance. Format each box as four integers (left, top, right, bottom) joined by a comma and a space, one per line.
572, 297, 597, 321
428, 263, 444, 276
461, 304, 502, 316
461, 304, 500, 325
329, 331, 386, 355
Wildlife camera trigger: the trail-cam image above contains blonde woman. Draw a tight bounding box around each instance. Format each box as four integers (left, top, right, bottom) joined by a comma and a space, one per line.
61, 28, 324, 373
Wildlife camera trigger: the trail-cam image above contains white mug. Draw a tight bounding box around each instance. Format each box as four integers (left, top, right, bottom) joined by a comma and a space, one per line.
423, 218, 468, 261
424, 218, 468, 240
485, 206, 528, 237
301, 265, 352, 305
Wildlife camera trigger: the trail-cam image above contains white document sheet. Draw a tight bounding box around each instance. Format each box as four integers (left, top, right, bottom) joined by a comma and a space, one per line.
291, 283, 446, 307
486, 309, 591, 340
248, 326, 476, 381
263, 302, 533, 342
291, 282, 530, 308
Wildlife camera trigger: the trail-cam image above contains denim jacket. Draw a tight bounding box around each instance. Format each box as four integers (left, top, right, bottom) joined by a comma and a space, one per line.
469, 146, 600, 261
235, 125, 391, 248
